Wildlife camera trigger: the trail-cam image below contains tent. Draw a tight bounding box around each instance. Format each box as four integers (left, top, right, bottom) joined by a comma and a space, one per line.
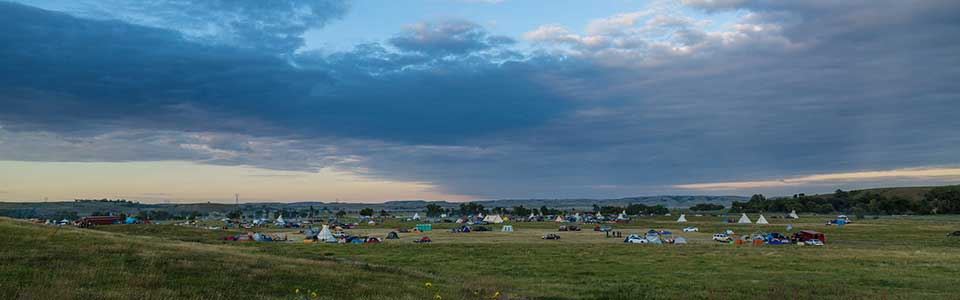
386, 231, 400, 239
617, 211, 628, 220
529, 212, 536, 220
317, 225, 336, 243
125, 217, 138, 224
501, 225, 514, 232
412, 213, 421, 221
674, 237, 688, 244
788, 210, 800, 219
756, 215, 769, 224
478, 213, 484, 219
555, 216, 565, 223
483, 214, 504, 224
367, 220, 376, 225
455, 218, 465, 224
275, 215, 286, 226
738, 213, 753, 224
676, 214, 688, 223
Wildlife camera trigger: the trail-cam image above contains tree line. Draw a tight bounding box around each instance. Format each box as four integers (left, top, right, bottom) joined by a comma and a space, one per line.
729, 186, 960, 216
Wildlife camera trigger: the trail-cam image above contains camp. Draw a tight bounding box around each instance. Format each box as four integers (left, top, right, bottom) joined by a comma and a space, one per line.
788, 210, 800, 219
676, 214, 687, 223
738, 213, 753, 224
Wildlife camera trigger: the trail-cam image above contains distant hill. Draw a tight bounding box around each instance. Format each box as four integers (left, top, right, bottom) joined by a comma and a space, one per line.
1, 185, 953, 218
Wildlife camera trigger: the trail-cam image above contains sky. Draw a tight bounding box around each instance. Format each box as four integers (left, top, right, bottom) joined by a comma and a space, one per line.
1, 0, 959, 203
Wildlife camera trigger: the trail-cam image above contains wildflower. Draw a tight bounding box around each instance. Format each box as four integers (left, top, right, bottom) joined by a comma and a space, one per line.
493, 291, 501, 298
424, 282, 433, 288
435, 293, 442, 299
311, 292, 318, 298
295, 289, 300, 294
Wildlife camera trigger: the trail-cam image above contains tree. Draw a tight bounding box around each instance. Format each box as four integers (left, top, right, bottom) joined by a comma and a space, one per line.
359, 208, 375, 216
335, 210, 347, 219
425, 203, 444, 217
379, 209, 390, 216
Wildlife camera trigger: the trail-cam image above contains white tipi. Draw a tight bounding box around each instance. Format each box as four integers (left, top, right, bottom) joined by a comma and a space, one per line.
756, 214, 769, 224
275, 215, 286, 226
788, 210, 800, 219
483, 214, 504, 224
412, 213, 421, 221
317, 225, 336, 243
617, 210, 627, 220
676, 214, 688, 223
554, 215, 565, 223
738, 213, 753, 224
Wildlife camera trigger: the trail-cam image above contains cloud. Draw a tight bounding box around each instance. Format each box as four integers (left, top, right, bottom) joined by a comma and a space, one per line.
1, 1, 959, 199
389, 19, 515, 56
674, 168, 960, 190
9, 0, 349, 52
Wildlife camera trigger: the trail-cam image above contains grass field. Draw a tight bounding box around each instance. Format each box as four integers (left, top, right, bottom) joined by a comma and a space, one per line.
3, 215, 960, 299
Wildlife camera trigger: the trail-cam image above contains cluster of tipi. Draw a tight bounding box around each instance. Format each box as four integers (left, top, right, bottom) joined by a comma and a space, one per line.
675, 210, 799, 224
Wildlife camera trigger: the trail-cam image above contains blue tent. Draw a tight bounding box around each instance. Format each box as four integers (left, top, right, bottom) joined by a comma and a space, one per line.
125, 217, 137, 224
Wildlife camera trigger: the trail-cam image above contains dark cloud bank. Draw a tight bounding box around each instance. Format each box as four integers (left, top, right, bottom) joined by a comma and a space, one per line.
1, 0, 958, 198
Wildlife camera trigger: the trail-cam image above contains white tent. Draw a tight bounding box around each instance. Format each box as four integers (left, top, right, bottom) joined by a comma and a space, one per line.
317, 225, 336, 243
555, 215, 565, 223
455, 218, 465, 224
501, 225, 514, 232
483, 214, 504, 224
367, 220, 376, 225
676, 214, 688, 223
412, 213, 421, 220
275, 215, 286, 225
788, 210, 800, 219
617, 210, 627, 220
738, 213, 753, 224
478, 213, 484, 218
756, 214, 769, 224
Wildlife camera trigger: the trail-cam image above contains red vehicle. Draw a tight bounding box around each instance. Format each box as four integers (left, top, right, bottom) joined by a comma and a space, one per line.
797, 230, 826, 243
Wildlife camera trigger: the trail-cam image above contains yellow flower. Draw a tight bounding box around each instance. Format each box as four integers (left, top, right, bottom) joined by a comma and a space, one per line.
424, 282, 433, 288
295, 288, 300, 294
311, 292, 318, 298
493, 291, 501, 298
435, 293, 442, 299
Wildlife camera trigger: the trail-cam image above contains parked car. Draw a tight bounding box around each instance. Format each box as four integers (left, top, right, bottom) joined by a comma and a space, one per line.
624, 234, 648, 244
712, 233, 730, 242
804, 239, 824, 246
683, 226, 699, 232
542, 234, 561, 240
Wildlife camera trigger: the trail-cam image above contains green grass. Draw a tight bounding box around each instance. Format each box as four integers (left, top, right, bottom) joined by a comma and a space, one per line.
3, 215, 960, 299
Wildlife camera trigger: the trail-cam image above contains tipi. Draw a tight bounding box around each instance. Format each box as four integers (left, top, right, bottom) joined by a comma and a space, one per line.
483, 214, 504, 224
788, 210, 800, 219
275, 215, 286, 226
617, 210, 628, 220
412, 213, 421, 221
554, 215, 565, 223
676, 214, 688, 223
738, 213, 753, 224
317, 225, 336, 243
756, 214, 769, 224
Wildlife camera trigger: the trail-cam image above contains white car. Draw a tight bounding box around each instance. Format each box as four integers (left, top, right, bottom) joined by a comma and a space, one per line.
683, 226, 699, 232
624, 234, 648, 244
712, 233, 730, 242
803, 239, 824, 246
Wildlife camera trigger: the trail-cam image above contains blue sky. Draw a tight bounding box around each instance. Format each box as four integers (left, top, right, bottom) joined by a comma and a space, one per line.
1, 0, 959, 202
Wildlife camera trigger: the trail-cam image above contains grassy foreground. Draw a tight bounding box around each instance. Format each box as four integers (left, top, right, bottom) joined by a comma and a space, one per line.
2, 216, 960, 299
